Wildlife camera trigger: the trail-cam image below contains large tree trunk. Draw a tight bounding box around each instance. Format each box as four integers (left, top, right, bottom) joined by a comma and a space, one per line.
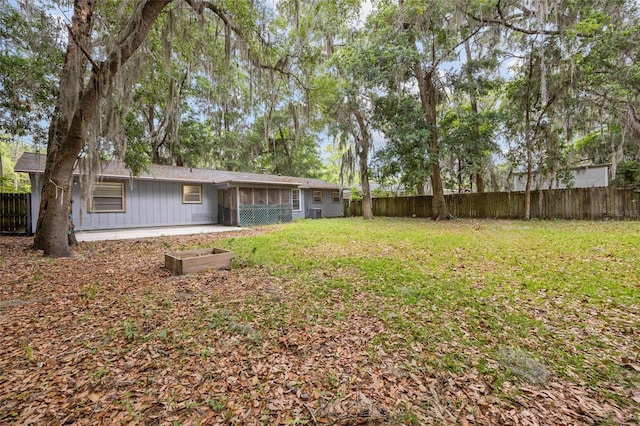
33, 0, 95, 255
414, 63, 450, 220
352, 108, 374, 220
359, 156, 373, 220
464, 40, 485, 194
34, 0, 171, 256
524, 144, 532, 221
523, 55, 535, 221
476, 173, 485, 193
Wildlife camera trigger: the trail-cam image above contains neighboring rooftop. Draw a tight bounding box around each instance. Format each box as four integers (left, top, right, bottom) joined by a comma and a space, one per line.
15, 152, 340, 189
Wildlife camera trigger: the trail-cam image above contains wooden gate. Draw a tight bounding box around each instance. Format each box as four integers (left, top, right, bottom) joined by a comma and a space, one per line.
0, 193, 31, 235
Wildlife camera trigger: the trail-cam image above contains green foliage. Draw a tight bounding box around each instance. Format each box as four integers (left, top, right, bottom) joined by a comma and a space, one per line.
0, 2, 63, 145
573, 129, 618, 165
24, 345, 33, 361
348, 186, 362, 201
120, 113, 151, 176
7, 0, 640, 207
0, 139, 31, 193
91, 368, 109, 380
371, 93, 431, 193
174, 119, 217, 168
610, 161, 640, 189
250, 111, 324, 178
208, 396, 228, 412
122, 320, 140, 342
439, 103, 502, 191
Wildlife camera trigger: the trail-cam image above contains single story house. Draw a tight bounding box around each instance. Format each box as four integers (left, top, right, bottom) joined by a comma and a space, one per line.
513, 164, 609, 191
15, 152, 343, 233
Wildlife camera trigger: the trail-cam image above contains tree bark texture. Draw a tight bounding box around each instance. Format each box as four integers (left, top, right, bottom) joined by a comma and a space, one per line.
352, 107, 374, 220
414, 63, 450, 220
463, 40, 485, 194
34, 0, 172, 256
523, 55, 535, 221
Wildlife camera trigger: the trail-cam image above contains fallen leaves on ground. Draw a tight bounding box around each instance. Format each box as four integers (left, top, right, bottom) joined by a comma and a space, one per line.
1, 231, 638, 425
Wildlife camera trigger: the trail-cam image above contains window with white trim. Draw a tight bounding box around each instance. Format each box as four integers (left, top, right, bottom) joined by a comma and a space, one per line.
292, 189, 301, 211
312, 190, 322, 204
182, 184, 202, 204
90, 182, 125, 212
332, 191, 340, 203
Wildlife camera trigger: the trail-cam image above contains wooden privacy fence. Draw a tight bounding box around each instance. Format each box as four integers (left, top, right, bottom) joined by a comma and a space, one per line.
0, 193, 32, 234
345, 187, 640, 220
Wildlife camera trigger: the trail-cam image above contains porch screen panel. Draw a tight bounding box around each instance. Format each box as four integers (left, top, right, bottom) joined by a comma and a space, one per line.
238, 186, 293, 227
254, 188, 267, 205
239, 188, 253, 205
277, 189, 292, 223
268, 188, 280, 205
280, 189, 290, 205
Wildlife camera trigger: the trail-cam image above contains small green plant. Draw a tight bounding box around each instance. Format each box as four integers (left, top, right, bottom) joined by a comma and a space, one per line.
285, 418, 308, 425
157, 329, 169, 341
233, 246, 260, 268
326, 371, 339, 388
25, 346, 33, 361
208, 396, 228, 411
393, 409, 419, 425
184, 400, 198, 410
199, 347, 212, 359
123, 320, 140, 341
81, 283, 99, 300
91, 368, 109, 380
210, 310, 230, 329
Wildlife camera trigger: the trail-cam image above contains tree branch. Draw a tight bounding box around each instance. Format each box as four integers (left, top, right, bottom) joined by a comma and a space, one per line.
183, 0, 307, 89
467, 1, 598, 38
184, 0, 269, 45
467, 12, 559, 36
65, 24, 99, 70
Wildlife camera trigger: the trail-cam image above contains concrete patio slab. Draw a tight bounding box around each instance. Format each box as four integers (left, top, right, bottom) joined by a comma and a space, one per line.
75, 225, 244, 242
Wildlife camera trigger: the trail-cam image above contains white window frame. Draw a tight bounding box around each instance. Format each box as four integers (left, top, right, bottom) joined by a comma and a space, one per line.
312, 190, 322, 204
292, 189, 301, 211
182, 184, 203, 204
89, 181, 125, 213
332, 190, 341, 204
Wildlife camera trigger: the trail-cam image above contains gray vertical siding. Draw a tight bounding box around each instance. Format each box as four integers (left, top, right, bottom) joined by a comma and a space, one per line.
28, 176, 342, 231
302, 188, 343, 218
30, 177, 218, 231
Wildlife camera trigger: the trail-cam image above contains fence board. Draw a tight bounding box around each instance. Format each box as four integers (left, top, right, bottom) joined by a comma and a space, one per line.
0, 193, 31, 234
345, 188, 640, 220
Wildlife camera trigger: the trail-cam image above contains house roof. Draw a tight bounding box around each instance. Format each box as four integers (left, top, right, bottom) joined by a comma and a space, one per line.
15, 152, 341, 190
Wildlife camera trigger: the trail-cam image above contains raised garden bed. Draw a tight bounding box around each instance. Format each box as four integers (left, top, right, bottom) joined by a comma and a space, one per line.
164, 248, 234, 275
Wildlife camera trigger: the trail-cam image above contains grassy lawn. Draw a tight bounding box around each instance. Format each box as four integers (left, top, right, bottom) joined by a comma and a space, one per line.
1, 218, 639, 425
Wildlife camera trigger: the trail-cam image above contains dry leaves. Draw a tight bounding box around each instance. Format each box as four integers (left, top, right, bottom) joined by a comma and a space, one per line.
1, 233, 638, 425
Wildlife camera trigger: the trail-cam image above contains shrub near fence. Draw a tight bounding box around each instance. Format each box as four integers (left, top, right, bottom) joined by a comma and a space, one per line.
0, 193, 31, 234
345, 187, 640, 220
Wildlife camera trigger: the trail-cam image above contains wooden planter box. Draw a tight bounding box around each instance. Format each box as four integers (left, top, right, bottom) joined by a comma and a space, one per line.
165, 248, 234, 275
